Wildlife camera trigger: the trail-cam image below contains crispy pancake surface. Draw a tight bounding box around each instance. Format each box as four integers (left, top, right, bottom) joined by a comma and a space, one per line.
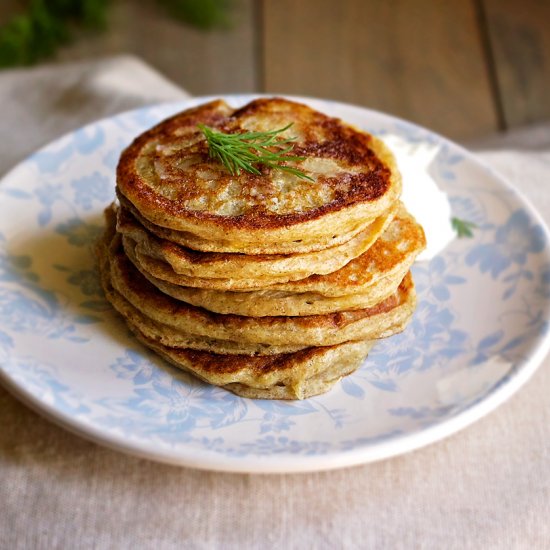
100, 210, 416, 348
124, 203, 424, 296
116, 202, 397, 287
120, 203, 424, 317
116, 98, 402, 253
141, 333, 374, 400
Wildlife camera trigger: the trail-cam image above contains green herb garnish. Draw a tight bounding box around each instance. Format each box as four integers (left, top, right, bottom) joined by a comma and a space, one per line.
451, 217, 476, 238
198, 123, 313, 181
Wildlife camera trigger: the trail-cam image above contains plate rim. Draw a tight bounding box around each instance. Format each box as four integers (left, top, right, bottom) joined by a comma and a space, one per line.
1, 333, 548, 474
1, 93, 550, 473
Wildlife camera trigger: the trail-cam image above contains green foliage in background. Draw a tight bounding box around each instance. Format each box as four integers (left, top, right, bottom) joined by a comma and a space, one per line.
0, 0, 231, 68
159, 0, 230, 30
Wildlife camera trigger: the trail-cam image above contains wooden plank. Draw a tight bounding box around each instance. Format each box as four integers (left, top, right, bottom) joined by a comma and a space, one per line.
261, 0, 498, 140
127, 0, 258, 94
53, 0, 259, 95
482, 0, 550, 128
0, 1, 23, 25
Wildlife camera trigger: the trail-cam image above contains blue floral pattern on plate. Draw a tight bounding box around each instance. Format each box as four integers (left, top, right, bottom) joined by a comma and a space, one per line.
1, 95, 549, 473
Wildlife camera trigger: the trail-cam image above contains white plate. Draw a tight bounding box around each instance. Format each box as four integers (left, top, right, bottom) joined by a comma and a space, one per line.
1, 95, 549, 473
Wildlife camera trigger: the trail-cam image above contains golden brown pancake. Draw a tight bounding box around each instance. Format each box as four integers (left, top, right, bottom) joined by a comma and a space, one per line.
100, 207, 416, 349
116, 202, 397, 288
124, 202, 424, 296
118, 202, 424, 317
116, 97, 402, 253
138, 332, 374, 400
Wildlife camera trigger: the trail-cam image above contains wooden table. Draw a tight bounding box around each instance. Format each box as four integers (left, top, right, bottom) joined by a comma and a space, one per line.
3, 0, 550, 141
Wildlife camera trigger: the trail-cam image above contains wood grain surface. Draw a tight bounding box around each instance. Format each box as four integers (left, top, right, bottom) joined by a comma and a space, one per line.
55, 0, 259, 95
1, 0, 549, 139
482, 0, 550, 128
262, 0, 497, 139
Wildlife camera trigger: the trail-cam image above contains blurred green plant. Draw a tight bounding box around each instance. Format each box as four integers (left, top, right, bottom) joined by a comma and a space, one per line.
159, 0, 231, 30
0, 0, 231, 68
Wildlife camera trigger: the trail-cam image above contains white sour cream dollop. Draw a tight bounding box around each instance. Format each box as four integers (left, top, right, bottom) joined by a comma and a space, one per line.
383, 134, 455, 261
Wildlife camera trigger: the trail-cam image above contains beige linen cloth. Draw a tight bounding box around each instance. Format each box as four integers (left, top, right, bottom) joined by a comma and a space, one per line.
1, 56, 549, 550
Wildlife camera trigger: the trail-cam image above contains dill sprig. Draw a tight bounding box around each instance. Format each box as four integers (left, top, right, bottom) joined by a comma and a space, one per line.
198, 123, 313, 181
451, 217, 476, 238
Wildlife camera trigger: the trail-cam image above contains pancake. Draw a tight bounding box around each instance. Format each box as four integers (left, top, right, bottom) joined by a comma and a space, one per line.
116, 202, 397, 287
101, 208, 416, 348
126, 203, 424, 295
136, 331, 374, 400
117, 192, 389, 255
98, 238, 305, 355
99, 237, 413, 358
128, 251, 403, 317
116, 97, 402, 253
120, 202, 424, 317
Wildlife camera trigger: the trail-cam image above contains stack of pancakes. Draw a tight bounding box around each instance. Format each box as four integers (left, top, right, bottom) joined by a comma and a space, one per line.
97, 98, 426, 399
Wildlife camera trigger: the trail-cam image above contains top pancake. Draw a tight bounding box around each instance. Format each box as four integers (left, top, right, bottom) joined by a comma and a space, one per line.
116, 97, 402, 253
